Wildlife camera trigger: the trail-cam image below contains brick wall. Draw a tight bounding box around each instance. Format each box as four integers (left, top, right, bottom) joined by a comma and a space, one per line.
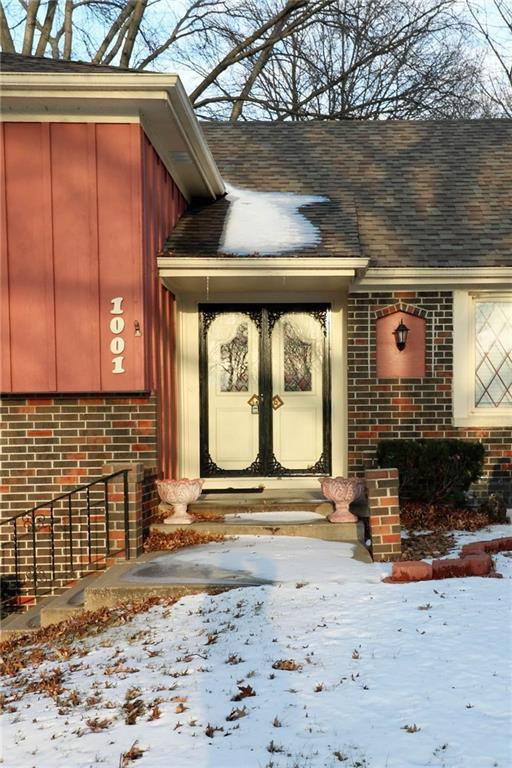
0, 394, 160, 518
1, 396, 162, 611
365, 467, 401, 561
347, 291, 512, 505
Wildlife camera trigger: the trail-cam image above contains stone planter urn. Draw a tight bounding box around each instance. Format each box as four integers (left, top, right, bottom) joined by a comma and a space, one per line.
156, 478, 204, 524
319, 476, 366, 523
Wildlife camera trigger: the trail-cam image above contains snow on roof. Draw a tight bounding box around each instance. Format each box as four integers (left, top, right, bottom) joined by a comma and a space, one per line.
220, 183, 328, 255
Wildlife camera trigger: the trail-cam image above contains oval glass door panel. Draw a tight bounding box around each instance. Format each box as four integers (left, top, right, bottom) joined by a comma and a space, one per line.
207, 313, 259, 470
271, 312, 324, 470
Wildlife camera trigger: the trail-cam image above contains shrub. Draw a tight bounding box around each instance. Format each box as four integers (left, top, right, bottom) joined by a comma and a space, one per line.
376, 439, 485, 507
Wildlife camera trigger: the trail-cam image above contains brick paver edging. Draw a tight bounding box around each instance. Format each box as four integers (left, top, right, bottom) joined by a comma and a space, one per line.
388, 536, 512, 582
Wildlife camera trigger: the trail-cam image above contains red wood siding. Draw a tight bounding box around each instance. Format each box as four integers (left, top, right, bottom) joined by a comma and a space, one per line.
141, 133, 186, 478
1, 122, 146, 393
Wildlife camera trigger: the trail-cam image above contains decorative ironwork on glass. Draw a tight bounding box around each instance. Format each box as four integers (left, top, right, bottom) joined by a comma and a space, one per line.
201, 450, 263, 477
475, 302, 512, 408
269, 451, 328, 476
202, 308, 262, 337
219, 322, 249, 392
283, 321, 313, 392
268, 307, 327, 335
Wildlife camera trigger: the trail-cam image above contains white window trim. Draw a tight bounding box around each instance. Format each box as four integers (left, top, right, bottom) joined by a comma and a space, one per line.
453, 290, 512, 427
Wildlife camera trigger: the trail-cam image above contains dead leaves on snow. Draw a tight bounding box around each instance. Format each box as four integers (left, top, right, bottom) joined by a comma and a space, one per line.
272, 659, 302, 672
231, 684, 256, 701
0, 596, 179, 680
225, 705, 248, 721
119, 741, 145, 766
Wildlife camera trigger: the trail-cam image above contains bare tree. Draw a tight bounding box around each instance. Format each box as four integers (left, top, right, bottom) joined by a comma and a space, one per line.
0, 0, 491, 119
467, 0, 512, 117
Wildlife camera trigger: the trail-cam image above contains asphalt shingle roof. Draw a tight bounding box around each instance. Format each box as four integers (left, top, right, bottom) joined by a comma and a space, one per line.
0, 51, 150, 73
166, 120, 512, 268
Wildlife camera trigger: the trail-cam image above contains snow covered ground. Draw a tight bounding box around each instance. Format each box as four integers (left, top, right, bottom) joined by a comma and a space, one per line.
1, 526, 511, 768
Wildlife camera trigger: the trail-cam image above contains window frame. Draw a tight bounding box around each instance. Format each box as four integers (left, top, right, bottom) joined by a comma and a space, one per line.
453, 290, 512, 427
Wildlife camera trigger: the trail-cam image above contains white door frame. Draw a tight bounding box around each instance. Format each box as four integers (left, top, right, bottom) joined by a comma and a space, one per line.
176, 290, 347, 489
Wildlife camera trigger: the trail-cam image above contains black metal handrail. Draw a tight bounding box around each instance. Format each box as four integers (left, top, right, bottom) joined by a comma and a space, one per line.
1, 469, 130, 613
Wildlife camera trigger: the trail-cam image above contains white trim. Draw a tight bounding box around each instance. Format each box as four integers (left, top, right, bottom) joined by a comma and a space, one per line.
0, 72, 224, 201
350, 266, 512, 290
453, 290, 512, 427
176, 293, 347, 489
158, 256, 369, 297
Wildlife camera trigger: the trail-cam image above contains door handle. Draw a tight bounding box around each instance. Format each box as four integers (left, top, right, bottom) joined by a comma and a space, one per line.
248, 393, 260, 414
272, 394, 284, 410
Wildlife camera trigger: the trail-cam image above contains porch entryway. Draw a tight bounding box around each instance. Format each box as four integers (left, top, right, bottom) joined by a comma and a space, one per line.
199, 304, 331, 478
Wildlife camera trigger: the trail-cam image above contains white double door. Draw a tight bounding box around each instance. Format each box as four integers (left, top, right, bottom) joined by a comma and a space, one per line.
200, 305, 330, 477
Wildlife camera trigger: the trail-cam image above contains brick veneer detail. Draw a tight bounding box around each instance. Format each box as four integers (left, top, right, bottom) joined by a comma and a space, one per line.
0, 394, 160, 519
365, 467, 401, 561
348, 291, 512, 505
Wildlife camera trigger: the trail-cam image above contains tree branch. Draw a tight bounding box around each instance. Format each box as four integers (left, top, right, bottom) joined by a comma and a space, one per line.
189, 0, 310, 104
92, 0, 135, 64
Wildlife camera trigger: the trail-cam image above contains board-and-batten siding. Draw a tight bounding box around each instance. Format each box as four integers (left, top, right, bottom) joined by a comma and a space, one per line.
141, 132, 187, 478
1, 123, 185, 410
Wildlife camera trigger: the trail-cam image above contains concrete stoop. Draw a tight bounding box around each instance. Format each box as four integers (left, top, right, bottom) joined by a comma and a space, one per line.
1, 495, 371, 633
157, 490, 368, 545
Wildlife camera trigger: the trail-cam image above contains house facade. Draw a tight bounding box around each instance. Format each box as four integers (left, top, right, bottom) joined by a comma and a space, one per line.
1, 54, 511, 536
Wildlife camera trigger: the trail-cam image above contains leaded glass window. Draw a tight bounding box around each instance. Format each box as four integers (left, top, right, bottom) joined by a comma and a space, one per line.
283, 321, 312, 392
475, 301, 512, 407
219, 322, 249, 392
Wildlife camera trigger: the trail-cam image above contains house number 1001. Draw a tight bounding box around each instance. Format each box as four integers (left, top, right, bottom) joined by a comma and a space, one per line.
110, 297, 125, 374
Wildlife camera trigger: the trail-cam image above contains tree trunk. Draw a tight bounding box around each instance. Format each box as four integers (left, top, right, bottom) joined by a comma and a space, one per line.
35, 0, 57, 57
63, 0, 73, 60
21, 0, 40, 55
120, 0, 147, 68
0, 2, 15, 53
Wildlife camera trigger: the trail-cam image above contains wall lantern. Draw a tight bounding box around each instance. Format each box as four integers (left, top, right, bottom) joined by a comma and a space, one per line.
392, 317, 409, 351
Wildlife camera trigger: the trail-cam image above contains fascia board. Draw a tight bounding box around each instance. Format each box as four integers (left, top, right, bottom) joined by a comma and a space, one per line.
350, 266, 512, 291
157, 256, 369, 271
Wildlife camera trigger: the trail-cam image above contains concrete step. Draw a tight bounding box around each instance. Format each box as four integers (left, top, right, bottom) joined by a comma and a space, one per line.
0, 573, 103, 639
39, 573, 101, 627
189, 490, 332, 516
0, 596, 53, 640
151, 517, 365, 543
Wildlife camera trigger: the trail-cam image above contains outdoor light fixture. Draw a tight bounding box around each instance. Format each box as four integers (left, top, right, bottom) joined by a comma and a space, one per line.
392, 317, 409, 351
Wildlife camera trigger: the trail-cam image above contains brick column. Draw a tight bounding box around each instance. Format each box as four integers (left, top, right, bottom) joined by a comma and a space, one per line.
102, 462, 145, 559
365, 467, 401, 561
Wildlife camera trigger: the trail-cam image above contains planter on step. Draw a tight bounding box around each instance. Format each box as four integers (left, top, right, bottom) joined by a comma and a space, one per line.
319, 476, 366, 523
156, 478, 204, 524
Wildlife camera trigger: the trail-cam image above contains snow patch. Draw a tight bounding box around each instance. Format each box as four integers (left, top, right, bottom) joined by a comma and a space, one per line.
220, 183, 328, 255
224, 511, 324, 523
124, 536, 382, 586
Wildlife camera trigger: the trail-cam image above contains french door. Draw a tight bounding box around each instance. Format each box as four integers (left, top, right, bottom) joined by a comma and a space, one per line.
199, 304, 331, 477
